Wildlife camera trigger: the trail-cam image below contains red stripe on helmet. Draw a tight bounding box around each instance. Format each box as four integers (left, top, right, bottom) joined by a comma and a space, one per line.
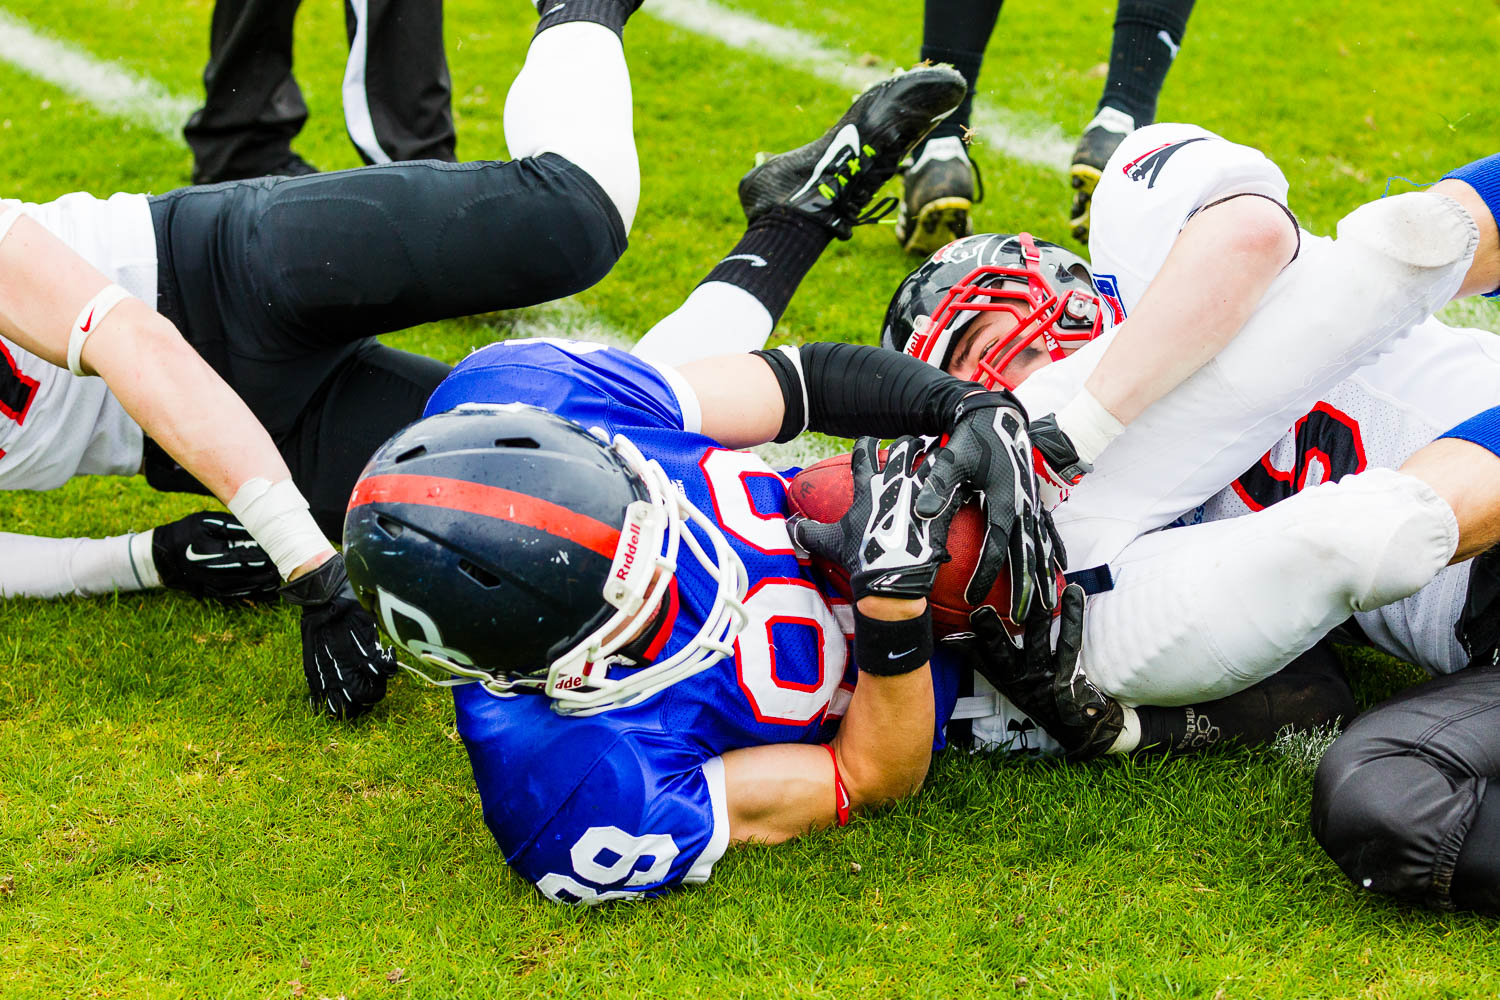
348, 473, 619, 559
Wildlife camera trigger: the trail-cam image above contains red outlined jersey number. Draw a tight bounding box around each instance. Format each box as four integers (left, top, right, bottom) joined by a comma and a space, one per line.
1232, 402, 1366, 511
0, 340, 39, 428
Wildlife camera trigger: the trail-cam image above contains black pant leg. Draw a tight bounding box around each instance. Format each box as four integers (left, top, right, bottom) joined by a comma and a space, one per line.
224, 155, 627, 350
184, 0, 309, 184
343, 0, 456, 163
283, 343, 450, 536
1311, 666, 1500, 913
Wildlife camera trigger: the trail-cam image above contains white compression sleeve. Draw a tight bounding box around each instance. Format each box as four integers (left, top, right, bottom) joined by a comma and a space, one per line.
0, 531, 159, 598
632, 282, 776, 366
1080, 468, 1459, 707
503, 21, 639, 233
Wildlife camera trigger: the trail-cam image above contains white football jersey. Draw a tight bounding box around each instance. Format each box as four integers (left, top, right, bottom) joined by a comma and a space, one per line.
1191, 318, 1500, 675
0, 191, 156, 490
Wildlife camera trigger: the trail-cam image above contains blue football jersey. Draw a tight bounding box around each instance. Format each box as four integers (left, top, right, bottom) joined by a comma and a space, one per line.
425, 339, 962, 902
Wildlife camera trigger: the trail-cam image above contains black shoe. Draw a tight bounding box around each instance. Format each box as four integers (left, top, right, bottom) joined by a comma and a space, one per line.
894, 135, 984, 255
738, 64, 967, 240
1068, 107, 1134, 243
194, 152, 319, 186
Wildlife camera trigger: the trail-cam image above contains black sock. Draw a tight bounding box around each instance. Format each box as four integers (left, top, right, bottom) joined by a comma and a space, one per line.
1134, 642, 1354, 756
535, 0, 636, 39
916, 0, 1004, 147
698, 209, 831, 326
1097, 0, 1195, 126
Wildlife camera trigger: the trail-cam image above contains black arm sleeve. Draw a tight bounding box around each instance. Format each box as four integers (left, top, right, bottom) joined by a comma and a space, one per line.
752, 342, 983, 443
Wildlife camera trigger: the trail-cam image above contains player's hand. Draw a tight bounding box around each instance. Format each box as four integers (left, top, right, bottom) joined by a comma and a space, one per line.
1027, 413, 1093, 509
280, 553, 399, 720
915, 390, 1063, 620
789, 436, 948, 602
151, 512, 281, 602
959, 583, 1123, 760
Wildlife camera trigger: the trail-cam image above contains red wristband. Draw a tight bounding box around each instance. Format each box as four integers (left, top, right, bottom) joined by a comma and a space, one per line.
823, 743, 851, 827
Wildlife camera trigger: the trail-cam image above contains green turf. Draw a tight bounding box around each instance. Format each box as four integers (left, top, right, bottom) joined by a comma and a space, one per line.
3, 0, 1500, 994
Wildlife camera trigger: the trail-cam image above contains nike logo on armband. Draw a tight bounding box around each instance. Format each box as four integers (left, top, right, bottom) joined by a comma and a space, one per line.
79, 309, 96, 333
888, 647, 920, 660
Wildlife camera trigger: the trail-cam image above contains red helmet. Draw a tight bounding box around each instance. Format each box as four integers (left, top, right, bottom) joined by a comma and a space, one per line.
881, 232, 1103, 389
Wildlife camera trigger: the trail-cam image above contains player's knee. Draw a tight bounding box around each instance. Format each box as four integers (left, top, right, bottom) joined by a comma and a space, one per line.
1283, 469, 1456, 612
1335, 190, 1475, 270
1312, 744, 1444, 907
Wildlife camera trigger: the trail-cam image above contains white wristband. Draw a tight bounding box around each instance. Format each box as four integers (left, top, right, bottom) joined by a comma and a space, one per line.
1053, 387, 1126, 467
227, 477, 331, 579
129, 530, 162, 589
67, 283, 134, 376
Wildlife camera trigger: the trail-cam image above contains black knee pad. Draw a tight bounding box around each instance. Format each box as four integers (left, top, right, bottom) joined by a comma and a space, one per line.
1313, 735, 1482, 910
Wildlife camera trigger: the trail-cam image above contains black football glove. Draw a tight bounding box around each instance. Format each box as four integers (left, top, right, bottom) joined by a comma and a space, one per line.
280, 553, 399, 720
151, 512, 281, 602
958, 583, 1123, 760
1027, 413, 1093, 509
789, 436, 949, 601
915, 390, 1064, 620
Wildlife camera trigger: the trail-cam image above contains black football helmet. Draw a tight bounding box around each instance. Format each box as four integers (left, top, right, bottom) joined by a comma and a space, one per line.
881, 232, 1104, 388
343, 403, 749, 715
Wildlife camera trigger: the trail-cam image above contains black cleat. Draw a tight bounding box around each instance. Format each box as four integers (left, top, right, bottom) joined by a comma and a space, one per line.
894, 135, 985, 255
738, 64, 967, 240
1068, 107, 1134, 243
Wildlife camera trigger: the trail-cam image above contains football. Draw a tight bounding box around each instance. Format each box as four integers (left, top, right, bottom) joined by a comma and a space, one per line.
785, 451, 1022, 636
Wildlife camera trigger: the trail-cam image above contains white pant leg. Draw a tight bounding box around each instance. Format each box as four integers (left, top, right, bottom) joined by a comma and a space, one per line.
1081, 468, 1459, 706
504, 23, 640, 233
631, 282, 775, 366
1018, 192, 1479, 571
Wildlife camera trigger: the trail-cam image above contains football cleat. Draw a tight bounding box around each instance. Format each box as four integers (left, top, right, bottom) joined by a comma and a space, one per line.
738, 64, 967, 240
894, 135, 985, 255
1068, 107, 1135, 244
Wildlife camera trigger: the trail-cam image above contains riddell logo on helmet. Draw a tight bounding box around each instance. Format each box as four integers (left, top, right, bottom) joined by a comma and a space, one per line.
614, 521, 644, 582
555, 674, 586, 691
906, 325, 936, 359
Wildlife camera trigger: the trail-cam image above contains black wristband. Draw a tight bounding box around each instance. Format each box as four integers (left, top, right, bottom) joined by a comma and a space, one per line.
752, 342, 979, 444
853, 605, 935, 676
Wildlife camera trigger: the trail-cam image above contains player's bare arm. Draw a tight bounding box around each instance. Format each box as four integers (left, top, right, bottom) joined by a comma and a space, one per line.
722, 438, 944, 843
1081, 193, 1298, 425
0, 210, 396, 717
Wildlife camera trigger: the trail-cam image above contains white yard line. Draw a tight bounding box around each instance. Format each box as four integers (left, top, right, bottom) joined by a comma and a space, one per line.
0, 10, 194, 139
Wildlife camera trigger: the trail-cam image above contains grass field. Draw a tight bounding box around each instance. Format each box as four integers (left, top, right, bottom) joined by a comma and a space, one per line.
3, 0, 1500, 996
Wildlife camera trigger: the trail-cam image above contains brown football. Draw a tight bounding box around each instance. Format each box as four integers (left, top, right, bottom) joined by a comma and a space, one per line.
785, 451, 1023, 636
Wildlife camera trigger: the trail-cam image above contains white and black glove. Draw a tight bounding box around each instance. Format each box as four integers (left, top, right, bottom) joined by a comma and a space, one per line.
790, 437, 948, 676
1027, 414, 1093, 509
151, 512, 281, 602
914, 390, 1065, 620
955, 583, 1123, 760
790, 437, 949, 601
280, 553, 400, 720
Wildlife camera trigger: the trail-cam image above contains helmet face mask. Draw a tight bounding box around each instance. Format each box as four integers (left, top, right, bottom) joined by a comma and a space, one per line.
344, 404, 750, 716
884, 232, 1104, 389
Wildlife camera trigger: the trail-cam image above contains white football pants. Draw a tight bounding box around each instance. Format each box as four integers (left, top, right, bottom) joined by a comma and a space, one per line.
1016, 191, 1479, 572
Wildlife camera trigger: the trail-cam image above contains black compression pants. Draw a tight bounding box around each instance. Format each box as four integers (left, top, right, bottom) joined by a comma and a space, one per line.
1312, 665, 1500, 914
145, 154, 628, 535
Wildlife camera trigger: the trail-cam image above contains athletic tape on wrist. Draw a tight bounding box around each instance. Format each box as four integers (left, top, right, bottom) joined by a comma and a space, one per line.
227, 477, 330, 579
67, 284, 134, 376
1054, 387, 1125, 467
822, 743, 851, 827
853, 605, 934, 676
